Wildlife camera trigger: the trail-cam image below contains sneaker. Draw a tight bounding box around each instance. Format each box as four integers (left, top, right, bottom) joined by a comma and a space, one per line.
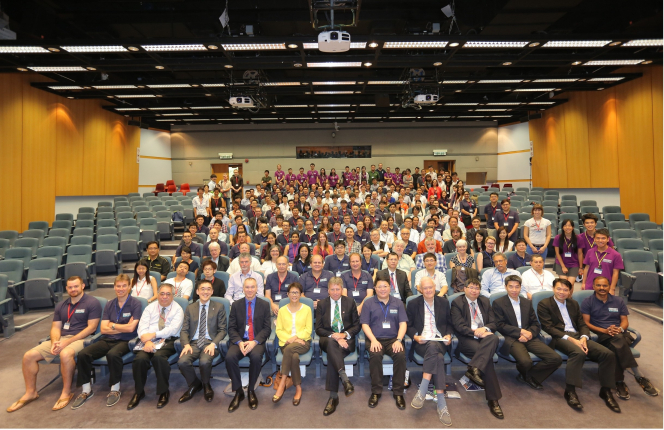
616, 382, 630, 400
411, 391, 426, 409
106, 391, 122, 407
438, 405, 452, 427
71, 391, 94, 410
636, 377, 659, 397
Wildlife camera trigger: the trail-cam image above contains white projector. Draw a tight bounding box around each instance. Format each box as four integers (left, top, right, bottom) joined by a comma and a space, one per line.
229, 96, 255, 108
414, 94, 439, 104
318, 31, 351, 52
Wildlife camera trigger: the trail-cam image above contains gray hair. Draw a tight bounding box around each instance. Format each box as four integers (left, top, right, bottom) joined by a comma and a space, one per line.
238, 252, 252, 261
455, 239, 468, 249
209, 242, 221, 250
493, 252, 506, 261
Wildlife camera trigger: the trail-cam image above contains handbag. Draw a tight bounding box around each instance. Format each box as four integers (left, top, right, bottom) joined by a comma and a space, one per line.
273, 371, 293, 390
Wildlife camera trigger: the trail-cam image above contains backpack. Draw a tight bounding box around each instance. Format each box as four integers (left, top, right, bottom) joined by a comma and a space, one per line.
172, 211, 184, 223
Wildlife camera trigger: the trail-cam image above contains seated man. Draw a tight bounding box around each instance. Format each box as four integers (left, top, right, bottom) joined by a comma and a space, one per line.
414, 238, 447, 273
537, 279, 620, 412
323, 241, 350, 276
226, 278, 272, 412
173, 231, 202, 264
202, 228, 229, 257
493, 275, 562, 391
300, 254, 335, 308
381, 240, 416, 280
177, 280, 227, 404
265, 256, 301, 315
581, 276, 658, 399
142, 241, 171, 282
376, 252, 413, 304
72, 275, 142, 409
316, 277, 361, 416
507, 239, 531, 269
7, 276, 101, 413
480, 252, 520, 298
163, 261, 194, 300
201, 242, 230, 272
360, 278, 408, 410
225, 253, 265, 305
521, 255, 555, 299
442, 227, 463, 254
227, 243, 261, 275
450, 278, 504, 419
407, 277, 453, 426
413, 252, 448, 295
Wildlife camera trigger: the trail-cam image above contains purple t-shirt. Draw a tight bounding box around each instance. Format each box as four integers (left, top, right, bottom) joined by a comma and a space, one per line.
582, 247, 624, 290
53, 293, 102, 336
393, 173, 402, 185
552, 234, 580, 268
274, 170, 285, 182
578, 231, 615, 259
342, 171, 352, 187
320, 174, 328, 184
296, 173, 307, 185
307, 170, 319, 185
285, 173, 297, 184
328, 174, 339, 187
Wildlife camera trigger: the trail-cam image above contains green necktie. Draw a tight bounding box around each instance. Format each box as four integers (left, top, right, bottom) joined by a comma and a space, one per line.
332, 301, 342, 333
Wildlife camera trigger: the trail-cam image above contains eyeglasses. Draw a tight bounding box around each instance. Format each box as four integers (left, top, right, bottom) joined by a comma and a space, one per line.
159, 292, 172, 296
288, 291, 301, 296
465, 286, 481, 291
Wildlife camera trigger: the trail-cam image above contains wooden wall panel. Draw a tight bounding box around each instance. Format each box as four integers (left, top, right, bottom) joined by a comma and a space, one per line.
105, 116, 127, 194
81, 105, 108, 194
529, 117, 548, 188
55, 102, 85, 196
563, 92, 591, 187
586, 88, 619, 188
0, 75, 24, 231
648, 68, 663, 224
122, 125, 141, 193
544, 109, 568, 188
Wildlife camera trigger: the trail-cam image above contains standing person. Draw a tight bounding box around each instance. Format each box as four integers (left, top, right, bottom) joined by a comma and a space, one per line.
407, 277, 453, 426
193, 187, 211, 225
307, 163, 320, 187
492, 199, 520, 243
230, 169, 244, 203
274, 164, 286, 188
578, 214, 615, 274
459, 190, 477, 228
582, 229, 623, 294
7, 277, 101, 413
483, 192, 500, 234
261, 170, 273, 191
524, 204, 552, 262
553, 219, 583, 286
220, 174, 232, 211
207, 174, 218, 192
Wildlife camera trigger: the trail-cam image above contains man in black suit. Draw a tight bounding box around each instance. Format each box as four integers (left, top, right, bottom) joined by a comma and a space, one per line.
407, 277, 453, 426
225, 277, 272, 412
315, 277, 361, 416
537, 278, 620, 412
376, 252, 412, 304
493, 275, 562, 391
451, 278, 504, 419
230, 169, 243, 202
177, 281, 227, 403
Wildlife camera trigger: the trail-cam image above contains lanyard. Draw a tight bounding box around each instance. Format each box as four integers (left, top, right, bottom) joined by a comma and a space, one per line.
313, 274, 321, 288
115, 297, 129, 323
503, 212, 510, 222
484, 251, 494, 267
299, 261, 307, 273
278, 273, 288, 292
352, 274, 361, 291
67, 301, 81, 322
585, 232, 595, 248
531, 268, 544, 287
332, 232, 341, 242
595, 250, 608, 266
174, 279, 184, 297
564, 236, 573, 251
494, 270, 505, 286
135, 278, 147, 296
469, 301, 479, 319
424, 300, 436, 333
517, 254, 527, 266
289, 243, 299, 260
378, 301, 390, 322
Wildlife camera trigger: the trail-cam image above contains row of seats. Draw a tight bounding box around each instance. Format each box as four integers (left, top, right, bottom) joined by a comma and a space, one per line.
154, 180, 191, 196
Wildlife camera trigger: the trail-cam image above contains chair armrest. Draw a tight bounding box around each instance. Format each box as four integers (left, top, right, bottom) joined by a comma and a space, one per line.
128, 336, 140, 351
219, 335, 230, 356
620, 271, 636, 293
84, 332, 103, 347
494, 331, 505, 349
39, 335, 52, 344
356, 332, 365, 357
538, 330, 552, 345
627, 326, 642, 348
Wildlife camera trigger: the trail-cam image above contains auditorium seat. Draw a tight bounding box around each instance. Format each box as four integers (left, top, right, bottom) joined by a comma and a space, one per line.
23, 257, 62, 311
620, 250, 660, 302
153, 183, 165, 196
64, 245, 96, 291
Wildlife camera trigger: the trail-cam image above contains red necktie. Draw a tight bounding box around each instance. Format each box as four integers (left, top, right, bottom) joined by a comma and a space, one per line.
247, 302, 254, 341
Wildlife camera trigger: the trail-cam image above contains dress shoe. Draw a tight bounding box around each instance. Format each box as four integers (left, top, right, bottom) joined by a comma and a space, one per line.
564, 390, 583, 410
156, 391, 169, 409
368, 393, 381, 408
517, 374, 542, 390
342, 380, 354, 397
228, 389, 244, 413
465, 366, 484, 387
203, 383, 214, 402
323, 397, 339, 416
247, 390, 258, 410
488, 400, 504, 419
178, 383, 202, 403
126, 392, 144, 410
293, 394, 301, 406
394, 395, 406, 410
615, 381, 630, 400
599, 388, 621, 413
636, 377, 658, 397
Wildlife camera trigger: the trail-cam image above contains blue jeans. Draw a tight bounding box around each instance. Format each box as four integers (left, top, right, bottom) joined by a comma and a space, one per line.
526, 244, 548, 262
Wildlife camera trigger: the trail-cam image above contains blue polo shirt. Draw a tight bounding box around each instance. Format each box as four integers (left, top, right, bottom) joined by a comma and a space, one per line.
361, 256, 379, 273
102, 295, 143, 341
403, 240, 417, 256
340, 270, 374, 304
507, 252, 531, 269
323, 254, 350, 276
299, 231, 318, 247
265, 271, 300, 302
580, 293, 629, 329
299, 270, 334, 302
355, 231, 371, 246
53, 293, 102, 337
360, 295, 408, 339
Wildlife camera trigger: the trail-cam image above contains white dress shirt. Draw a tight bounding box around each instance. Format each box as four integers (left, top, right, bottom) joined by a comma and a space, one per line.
554, 299, 589, 341
521, 268, 555, 295
225, 270, 265, 305
163, 277, 193, 299
137, 301, 184, 340
421, 299, 442, 339
509, 296, 522, 328
227, 257, 262, 276
380, 230, 395, 246
191, 301, 212, 342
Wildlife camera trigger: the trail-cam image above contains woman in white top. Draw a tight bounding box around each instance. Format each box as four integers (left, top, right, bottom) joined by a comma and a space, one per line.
523, 204, 552, 262
495, 227, 514, 253
163, 261, 194, 300
261, 245, 284, 277
520, 255, 555, 299
130, 260, 158, 302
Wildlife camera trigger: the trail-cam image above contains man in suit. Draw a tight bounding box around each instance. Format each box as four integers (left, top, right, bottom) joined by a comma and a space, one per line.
230, 169, 243, 202
225, 277, 272, 412
493, 275, 562, 390
537, 278, 620, 412
451, 278, 504, 419
316, 277, 361, 416
376, 252, 412, 304
201, 243, 230, 272
407, 277, 453, 426
177, 280, 227, 404
383, 203, 403, 226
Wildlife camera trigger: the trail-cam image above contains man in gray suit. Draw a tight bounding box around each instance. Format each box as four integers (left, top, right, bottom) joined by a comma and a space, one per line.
177, 280, 227, 403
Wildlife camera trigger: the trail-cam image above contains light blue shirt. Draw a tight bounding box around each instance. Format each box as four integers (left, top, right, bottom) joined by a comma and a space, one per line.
191, 301, 211, 342
509, 297, 522, 329
554, 299, 588, 341
480, 268, 522, 298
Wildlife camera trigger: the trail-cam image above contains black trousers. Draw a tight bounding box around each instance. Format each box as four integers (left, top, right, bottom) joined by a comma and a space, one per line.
596, 332, 638, 383
177, 341, 220, 386
368, 338, 406, 396
456, 334, 501, 401
225, 342, 265, 392
132, 339, 177, 395
413, 341, 448, 391
76, 337, 130, 387
509, 338, 562, 384
319, 337, 355, 392
551, 332, 616, 389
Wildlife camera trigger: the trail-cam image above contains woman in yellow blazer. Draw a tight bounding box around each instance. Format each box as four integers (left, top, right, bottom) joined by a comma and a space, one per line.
273, 282, 312, 405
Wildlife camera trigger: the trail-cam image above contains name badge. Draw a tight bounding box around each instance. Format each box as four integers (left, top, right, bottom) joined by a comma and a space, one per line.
342, 263, 349, 267
336, 271, 342, 277
604, 259, 612, 263
393, 291, 401, 298
504, 222, 509, 226
122, 312, 131, 317
564, 252, 572, 258
389, 308, 398, 314
593, 267, 603, 274
63, 322, 70, 330
307, 242, 312, 246
313, 288, 321, 294
352, 291, 360, 297
460, 267, 465, 271
382, 321, 391, 329
75, 309, 85, 314
361, 281, 368, 284
275, 294, 282, 301
321, 278, 327, 282
284, 284, 289, 289
608, 307, 619, 312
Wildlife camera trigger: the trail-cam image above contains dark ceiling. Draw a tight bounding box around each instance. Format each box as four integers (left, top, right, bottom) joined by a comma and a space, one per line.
0, 0, 661, 128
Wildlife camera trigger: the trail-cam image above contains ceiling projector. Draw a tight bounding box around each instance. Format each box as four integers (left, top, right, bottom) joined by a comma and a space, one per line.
414, 94, 439, 104
229, 96, 255, 108
318, 30, 351, 52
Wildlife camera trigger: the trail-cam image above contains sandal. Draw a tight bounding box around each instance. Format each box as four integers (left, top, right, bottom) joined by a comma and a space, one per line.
6, 395, 39, 413
52, 393, 75, 411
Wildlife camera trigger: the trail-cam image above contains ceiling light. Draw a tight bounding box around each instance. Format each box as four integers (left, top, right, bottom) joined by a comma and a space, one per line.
478, 79, 522, 83
318, 111, 350, 113
285, 117, 313, 120
312, 81, 356, 85
224, 64, 233, 69
85, 67, 96, 71
504, 89, 512, 92
529, 102, 555, 105
162, 113, 194, 116
622, 39, 663, 47
274, 105, 309, 108
116, 94, 157, 98
61, 45, 127, 53
17, 68, 29, 71
359, 104, 376, 107
156, 119, 180, 121
202, 83, 226, 87
426, 116, 452, 118
583, 59, 644, 66
293, 63, 303, 67
106, 95, 114, 98
147, 84, 191, 88
155, 65, 165, 69
389, 116, 416, 119
127, 46, 140, 51
355, 117, 382, 119
368, 81, 407, 85
433, 62, 443, 66
67, 97, 74, 99
455, 90, 462, 93
486, 102, 521, 105
572, 61, 582, 65
464, 41, 529, 48
0, 46, 50, 53
207, 45, 219, 50
317, 104, 351, 107
47, 47, 60, 52
502, 62, 512, 66
287, 44, 298, 49
597, 88, 605, 91
191, 106, 226, 109
445, 103, 478, 105
442, 80, 467, 84
448, 42, 460, 47
314, 91, 354, 95
261, 82, 301, 86
528, 42, 540, 47
115, 108, 141, 111
251, 118, 279, 120
307, 62, 362, 67
383, 41, 448, 48
218, 118, 244, 121
608, 41, 622, 46
222, 43, 286, 51
533, 78, 577, 82
368, 42, 379, 48
513, 88, 555, 92
476, 108, 507, 111
491, 115, 513, 118
205, 94, 212, 96
543, 40, 611, 48
142, 44, 207, 51
149, 107, 182, 110
303, 42, 366, 49
93, 85, 137, 89
642, 60, 653, 65
588, 77, 625, 81
363, 62, 372, 67
457, 115, 485, 118
27, 66, 87, 72
48, 86, 83, 90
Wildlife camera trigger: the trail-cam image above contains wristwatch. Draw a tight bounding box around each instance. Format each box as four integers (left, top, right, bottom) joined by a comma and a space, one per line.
396, 338, 403, 343
111, 323, 116, 330
619, 327, 624, 333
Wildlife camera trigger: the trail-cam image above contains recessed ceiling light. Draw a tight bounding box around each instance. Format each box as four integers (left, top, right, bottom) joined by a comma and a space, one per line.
149, 107, 182, 110
16, 67, 29, 71
294, 63, 303, 67
224, 64, 233, 69
313, 91, 354, 95
363, 62, 372, 67
513, 88, 554, 92
448, 42, 460, 47
608, 41, 622, 46
368, 42, 379, 48
307, 62, 363, 67
86, 67, 96, 71
312, 81, 356, 85
147, 84, 191, 88
127, 46, 140, 51
67, 96, 74, 99
106, 95, 114, 98
464, 41, 529, 48
642, 60, 653, 65
528, 42, 540, 47
222, 43, 286, 51
303, 42, 366, 49
0, 46, 49, 53
207, 45, 219, 50
583, 59, 644, 66
47, 47, 60, 52
442, 80, 467, 84
445, 103, 478, 105
116, 94, 157, 98
287, 44, 298, 49
478, 79, 522, 83
455, 90, 462, 93
368, 81, 407, 85
115, 108, 142, 111
142, 44, 207, 51
93, 85, 137, 89
205, 93, 212, 96
597, 88, 605, 91
572, 61, 582, 65
529, 102, 555, 105
433, 62, 443, 66
504, 89, 512, 92
543, 40, 611, 48
155, 65, 165, 69
48, 86, 83, 90
27, 66, 87, 72
261, 82, 301, 86
533, 78, 577, 82
622, 39, 663, 47
502, 61, 512, 66
61, 45, 128, 53
383, 41, 448, 48
588, 77, 625, 81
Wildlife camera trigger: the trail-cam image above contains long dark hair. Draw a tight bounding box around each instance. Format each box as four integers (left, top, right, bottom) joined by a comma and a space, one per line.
557, 219, 578, 254
295, 243, 312, 266
472, 229, 488, 253
131, 260, 152, 287
495, 227, 510, 252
